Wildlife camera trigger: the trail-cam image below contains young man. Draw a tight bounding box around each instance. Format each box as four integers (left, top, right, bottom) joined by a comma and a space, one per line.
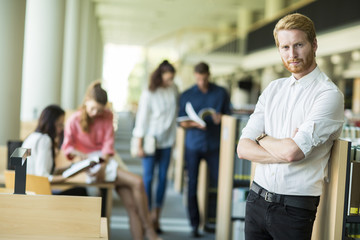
178, 62, 230, 237
237, 13, 344, 239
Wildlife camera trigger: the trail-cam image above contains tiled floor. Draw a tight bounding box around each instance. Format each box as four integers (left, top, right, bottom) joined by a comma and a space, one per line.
109, 181, 215, 240
112, 112, 215, 239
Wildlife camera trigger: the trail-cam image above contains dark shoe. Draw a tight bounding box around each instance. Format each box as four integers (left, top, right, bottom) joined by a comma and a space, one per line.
190, 229, 201, 238
156, 227, 164, 234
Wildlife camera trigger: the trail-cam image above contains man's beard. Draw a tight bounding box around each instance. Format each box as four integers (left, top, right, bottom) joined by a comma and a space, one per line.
282, 51, 315, 75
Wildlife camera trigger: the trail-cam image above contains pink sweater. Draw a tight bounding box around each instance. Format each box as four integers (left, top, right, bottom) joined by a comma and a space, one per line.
62, 109, 115, 159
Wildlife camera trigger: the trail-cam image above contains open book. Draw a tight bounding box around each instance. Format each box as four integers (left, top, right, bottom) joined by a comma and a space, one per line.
62, 156, 104, 178
177, 102, 216, 127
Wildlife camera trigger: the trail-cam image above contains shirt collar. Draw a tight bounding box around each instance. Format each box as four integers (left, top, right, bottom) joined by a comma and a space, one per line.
193, 82, 214, 93
289, 66, 321, 89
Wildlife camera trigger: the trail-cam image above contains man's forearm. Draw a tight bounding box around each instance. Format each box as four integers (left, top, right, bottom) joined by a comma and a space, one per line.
259, 135, 305, 162
237, 138, 287, 164
179, 120, 205, 129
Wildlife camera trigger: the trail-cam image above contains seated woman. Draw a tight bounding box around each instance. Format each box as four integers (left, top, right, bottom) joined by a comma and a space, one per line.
22, 104, 87, 195
61, 81, 160, 240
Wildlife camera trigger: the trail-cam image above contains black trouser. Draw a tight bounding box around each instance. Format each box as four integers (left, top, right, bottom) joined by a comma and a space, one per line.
245, 188, 318, 240
185, 148, 220, 230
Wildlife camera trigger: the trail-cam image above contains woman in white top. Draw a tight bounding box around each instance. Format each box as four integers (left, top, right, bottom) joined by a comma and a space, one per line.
133, 60, 178, 233
22, 105, 85, 196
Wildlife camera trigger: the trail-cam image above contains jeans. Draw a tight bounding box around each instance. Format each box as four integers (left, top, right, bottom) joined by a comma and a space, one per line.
245, 190, 318, 240
185, 148, 220, 230
142, 147, 172, 209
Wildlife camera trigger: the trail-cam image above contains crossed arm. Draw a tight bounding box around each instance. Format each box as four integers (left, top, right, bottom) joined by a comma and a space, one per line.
236, 134, 305, 164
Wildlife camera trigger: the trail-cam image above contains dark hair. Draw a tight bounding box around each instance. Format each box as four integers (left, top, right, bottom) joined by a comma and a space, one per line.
194, 62, 210, 74
149, 60, 176, 92
81, 81, 108, 132
35, 104, 65, 164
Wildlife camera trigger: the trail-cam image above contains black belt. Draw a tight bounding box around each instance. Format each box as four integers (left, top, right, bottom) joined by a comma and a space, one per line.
250, 182, 320, 211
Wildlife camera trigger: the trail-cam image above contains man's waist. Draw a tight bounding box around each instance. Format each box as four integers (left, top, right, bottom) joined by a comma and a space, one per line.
250, 181, 320, 211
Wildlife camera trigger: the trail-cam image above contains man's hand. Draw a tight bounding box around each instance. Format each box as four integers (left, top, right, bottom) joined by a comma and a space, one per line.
180, 120, 206, 130
212, 113, 222, 125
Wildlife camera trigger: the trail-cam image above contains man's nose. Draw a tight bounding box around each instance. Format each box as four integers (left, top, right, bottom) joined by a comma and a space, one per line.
289, 47, 297, 59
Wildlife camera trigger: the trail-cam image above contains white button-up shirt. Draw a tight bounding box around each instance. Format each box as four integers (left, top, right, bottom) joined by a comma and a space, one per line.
240, 67, 344, 196
133, 84, 178, 148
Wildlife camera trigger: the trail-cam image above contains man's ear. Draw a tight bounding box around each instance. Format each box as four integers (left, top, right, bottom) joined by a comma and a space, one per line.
312, 38, 318, 52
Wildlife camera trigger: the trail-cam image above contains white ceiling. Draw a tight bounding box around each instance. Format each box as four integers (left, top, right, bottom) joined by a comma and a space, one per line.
93, 0, 265, 48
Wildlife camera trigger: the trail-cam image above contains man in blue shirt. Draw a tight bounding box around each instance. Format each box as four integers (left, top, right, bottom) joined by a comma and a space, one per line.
178, 62, 231, 237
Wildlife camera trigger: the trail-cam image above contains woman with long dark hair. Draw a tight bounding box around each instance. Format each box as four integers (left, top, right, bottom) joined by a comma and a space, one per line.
132, 60, 178, 233
62, 81, 161, 240
22, 105, 67, 183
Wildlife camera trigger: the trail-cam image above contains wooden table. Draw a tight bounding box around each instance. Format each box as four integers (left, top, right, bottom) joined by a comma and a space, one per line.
0, 194, 107, 239
51, 173, 115, 233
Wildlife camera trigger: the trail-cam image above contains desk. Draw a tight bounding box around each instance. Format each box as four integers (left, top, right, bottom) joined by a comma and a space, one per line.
0, 217, 108, 240
51, 173, 115, 232
0, 194, 107, 239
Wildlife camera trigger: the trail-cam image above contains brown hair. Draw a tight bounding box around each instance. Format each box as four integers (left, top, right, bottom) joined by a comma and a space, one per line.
80, 81, 108, 132
273, 13, 316, 47
194, 62, 210, 74
149, 60, 176, 92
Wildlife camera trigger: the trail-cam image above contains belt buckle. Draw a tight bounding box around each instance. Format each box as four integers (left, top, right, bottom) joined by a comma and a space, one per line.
264, 192, 273, 202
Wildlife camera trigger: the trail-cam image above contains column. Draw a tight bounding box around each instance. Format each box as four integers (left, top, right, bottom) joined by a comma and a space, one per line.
261, 66, 279, 91
265, 0, 284, 19
95, 37, 104, 81
21, 0, 66, 120
77, 0, 93, 105
0, 1, 26, 144
61, 0, 81, 111
237, 7, 252, 55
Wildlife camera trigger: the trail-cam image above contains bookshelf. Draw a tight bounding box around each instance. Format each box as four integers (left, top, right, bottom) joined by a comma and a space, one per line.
216, 114, 250, 240
342, 142, 360, 238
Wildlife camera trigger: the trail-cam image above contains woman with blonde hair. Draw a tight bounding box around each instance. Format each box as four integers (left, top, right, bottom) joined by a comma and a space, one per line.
62, 81, 161, 240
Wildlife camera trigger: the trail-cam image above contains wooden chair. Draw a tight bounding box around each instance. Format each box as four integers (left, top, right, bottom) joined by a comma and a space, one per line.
4, 170, 52, 195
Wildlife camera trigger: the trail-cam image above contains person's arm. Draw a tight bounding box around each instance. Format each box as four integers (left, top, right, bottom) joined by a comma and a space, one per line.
101, 112, 115, 161
257, 135, 305, 162
34, 135, 55, 177
133, 90, 151, 155
61, 114, 83, 160
237, 138, 288, 163
179, 120, 206, 130
243, 88, 344, 163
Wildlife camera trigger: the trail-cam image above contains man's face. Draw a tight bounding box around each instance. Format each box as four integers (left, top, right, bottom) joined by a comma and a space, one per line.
194, 72, 209, 90
277, 29, 317, 79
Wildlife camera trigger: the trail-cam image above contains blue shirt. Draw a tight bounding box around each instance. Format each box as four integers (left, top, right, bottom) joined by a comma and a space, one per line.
179, 83, 231, 151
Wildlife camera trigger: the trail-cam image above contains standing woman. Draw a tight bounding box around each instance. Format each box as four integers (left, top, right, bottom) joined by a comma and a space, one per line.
133, 60, 178, 233
62, 81, 161, 240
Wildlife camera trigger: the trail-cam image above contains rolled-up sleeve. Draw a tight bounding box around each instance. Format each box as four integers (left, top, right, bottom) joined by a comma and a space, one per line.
240, 90, 266, 141
62, 115, 76, 158
102, 113, 115, 156
292, 89, 344, 157
133, 90, 151, 138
